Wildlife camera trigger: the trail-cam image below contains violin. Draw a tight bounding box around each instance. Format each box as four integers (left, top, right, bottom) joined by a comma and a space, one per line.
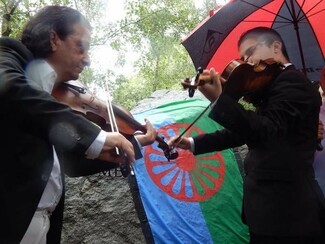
181, 59, 323, 151
52, 80, 178, 175
173, 59, 284, 145
182, 59, 284, 103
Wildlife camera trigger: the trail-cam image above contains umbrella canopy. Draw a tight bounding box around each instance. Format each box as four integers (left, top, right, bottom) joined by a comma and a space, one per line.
182, 0, 325, 81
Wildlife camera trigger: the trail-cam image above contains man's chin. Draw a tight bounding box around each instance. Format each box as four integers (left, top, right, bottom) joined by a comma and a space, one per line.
70, 74, 80, 81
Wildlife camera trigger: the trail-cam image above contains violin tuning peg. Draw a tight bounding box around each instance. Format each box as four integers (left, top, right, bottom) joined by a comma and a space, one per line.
189, 88, 195, 97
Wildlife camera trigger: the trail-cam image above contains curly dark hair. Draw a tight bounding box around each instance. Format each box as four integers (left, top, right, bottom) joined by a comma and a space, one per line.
21, 5, 91, 58
238, 26, 290, 61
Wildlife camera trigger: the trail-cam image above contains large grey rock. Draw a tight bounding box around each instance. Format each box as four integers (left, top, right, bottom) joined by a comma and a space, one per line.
131, 89, 206, 114
62, 89, 203, 244
62, 173, 144, 244
61, 89, 247, 243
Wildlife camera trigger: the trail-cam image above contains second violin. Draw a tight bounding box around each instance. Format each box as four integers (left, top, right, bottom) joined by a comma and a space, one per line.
182, 59, 284, 103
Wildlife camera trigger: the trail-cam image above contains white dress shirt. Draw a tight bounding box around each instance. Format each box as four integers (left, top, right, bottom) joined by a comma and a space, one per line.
26, 59, 106, 211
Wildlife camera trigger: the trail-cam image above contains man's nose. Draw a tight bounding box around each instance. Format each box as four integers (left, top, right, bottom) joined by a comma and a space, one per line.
82, 53, 91, 67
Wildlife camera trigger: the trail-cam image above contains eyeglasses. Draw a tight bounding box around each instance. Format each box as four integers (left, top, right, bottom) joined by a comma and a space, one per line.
240, 41, 265, 61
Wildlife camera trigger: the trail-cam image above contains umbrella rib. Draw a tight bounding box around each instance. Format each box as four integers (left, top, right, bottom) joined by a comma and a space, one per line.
243, 20, 291, 24
242, 0, 324, 25
304, 9, 325, 19
285, 0, 299, 24
240, 0, 293, 23
302, 0, 324, 17
241, 21, 302, 35
296, 0, 307, 18
296, 0, 325, 22
271, 23, 296, 31
293, 0, 325, 22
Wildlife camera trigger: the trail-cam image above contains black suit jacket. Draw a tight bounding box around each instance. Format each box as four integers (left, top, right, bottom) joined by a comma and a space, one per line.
193, 66, 325, 236
0, 37, 137, 243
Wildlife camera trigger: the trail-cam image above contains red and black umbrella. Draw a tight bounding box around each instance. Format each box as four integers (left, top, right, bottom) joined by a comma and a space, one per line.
182, 0, 325, 81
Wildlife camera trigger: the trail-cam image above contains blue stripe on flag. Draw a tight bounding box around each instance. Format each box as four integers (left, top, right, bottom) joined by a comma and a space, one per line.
133, 106, 213, 243
134, 157, 213, 244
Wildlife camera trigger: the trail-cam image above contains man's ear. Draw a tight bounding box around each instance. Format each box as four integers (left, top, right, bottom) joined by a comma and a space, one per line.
273, 40, 282, 54
50, 31, 60, 51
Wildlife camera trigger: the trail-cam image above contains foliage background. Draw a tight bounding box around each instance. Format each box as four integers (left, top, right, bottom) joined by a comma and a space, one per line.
0, 0, 221, 109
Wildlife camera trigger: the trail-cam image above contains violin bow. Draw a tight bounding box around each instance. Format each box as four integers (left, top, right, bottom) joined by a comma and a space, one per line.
173, 103, 211, 148
104, 81, 134, 177
174, 67, 211, 148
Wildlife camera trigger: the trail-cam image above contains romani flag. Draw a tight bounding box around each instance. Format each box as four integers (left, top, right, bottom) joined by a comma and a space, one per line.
131, 98, 249, 244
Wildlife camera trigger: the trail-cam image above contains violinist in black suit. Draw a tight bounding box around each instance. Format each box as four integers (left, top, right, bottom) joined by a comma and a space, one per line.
0, 6, 156, 244
170, 27, 325, 243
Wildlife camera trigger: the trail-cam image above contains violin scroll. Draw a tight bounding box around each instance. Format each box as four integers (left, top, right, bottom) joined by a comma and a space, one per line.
181, 67, 213, 97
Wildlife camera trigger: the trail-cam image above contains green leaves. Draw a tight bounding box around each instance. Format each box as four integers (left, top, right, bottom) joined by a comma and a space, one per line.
0, 0, 219, 109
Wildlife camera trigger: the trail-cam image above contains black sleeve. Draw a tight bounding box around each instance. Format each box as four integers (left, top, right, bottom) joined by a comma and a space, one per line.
0, 38, 101, 154
209, 70, 320, 148
193, 128, 245, 155
61, 134, 143, 177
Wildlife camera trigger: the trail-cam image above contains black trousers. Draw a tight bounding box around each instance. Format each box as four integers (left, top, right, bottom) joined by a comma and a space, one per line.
250, 232, 324, 244
128, 175, 155, 244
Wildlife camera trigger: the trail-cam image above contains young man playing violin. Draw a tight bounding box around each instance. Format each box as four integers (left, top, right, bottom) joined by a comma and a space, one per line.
0, 5, 156, 244
170, 27, 325, 243
314, 67, 325, 197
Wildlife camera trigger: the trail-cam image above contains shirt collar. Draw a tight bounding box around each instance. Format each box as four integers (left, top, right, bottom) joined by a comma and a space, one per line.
283, 63, 293, 68
26, 59, 57, 93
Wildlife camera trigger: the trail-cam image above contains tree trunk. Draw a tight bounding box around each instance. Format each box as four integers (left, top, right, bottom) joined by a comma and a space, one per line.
1, 0, 22, 37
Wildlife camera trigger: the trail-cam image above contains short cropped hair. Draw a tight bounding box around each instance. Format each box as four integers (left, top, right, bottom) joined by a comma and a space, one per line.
21, 5, 91, 58
238, 26, 289, 60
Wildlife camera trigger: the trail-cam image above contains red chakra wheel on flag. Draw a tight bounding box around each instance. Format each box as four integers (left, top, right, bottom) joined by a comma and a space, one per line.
144, 123, 225, 202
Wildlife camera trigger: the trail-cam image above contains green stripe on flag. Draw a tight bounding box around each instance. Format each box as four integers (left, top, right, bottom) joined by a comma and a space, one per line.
134, 98, 249, 243
200, 148, 249, 243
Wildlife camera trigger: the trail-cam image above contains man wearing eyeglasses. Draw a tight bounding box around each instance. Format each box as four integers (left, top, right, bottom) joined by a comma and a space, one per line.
0, 5, 157, 244
170, 27, 325, 244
